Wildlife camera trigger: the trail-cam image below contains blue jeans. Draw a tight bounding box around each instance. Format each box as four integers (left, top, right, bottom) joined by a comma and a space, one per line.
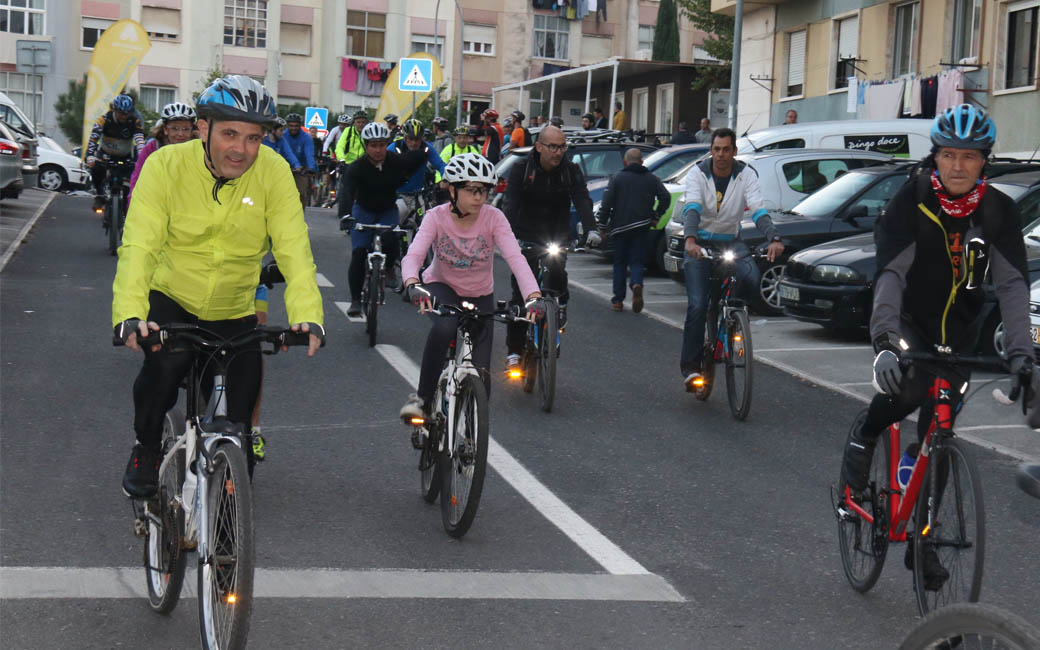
611, 228, 647, 304
680, 241, 759, 377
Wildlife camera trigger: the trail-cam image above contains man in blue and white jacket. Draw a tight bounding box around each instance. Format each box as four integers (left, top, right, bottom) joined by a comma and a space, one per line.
679, 127, 784, 389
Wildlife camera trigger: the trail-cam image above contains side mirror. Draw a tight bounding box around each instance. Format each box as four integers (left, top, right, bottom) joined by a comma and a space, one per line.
844, 204, 869, 225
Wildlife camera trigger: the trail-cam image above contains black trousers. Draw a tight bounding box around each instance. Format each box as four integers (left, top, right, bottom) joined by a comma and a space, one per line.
133, 291, 261, 449
417, 283, 495, 402
859, 363, 971, 445
505, 248, 567, 355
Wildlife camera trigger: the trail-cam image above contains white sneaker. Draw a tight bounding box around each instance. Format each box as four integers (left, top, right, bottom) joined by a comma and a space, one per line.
400, 393, 426, 424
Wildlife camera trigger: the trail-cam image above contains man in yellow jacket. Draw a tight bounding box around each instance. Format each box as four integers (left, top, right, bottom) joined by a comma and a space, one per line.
112, 75, 325, 499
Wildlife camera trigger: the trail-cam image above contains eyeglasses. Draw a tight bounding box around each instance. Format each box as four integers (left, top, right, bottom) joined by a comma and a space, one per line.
540, 143, 566, 153
459, 185, 490, 197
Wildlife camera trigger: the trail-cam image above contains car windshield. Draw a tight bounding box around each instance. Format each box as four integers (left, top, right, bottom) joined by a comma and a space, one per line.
788, 170, 878, 218
989, 182, 1029, 202
0, 104, 34, 138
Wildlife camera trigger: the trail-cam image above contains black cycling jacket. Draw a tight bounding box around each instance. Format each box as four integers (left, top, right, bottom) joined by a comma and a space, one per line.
503, 150, 595, 243
872, 169, 1031, 362
341, 147, 429, 213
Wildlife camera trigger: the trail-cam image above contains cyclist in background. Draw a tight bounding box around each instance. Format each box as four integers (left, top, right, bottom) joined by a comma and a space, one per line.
839, 105, 1036, 589
679, 127, 783, 391
479, 109, 504, 164
262, 117, 300, 168
501, 124, 599, 376
431, 117, 451, 153
398, 153, 543, 423
128, 102, 195, 201
324, 113, 350, 159
335, 110, 370, 217
388, 118, 446, 225
282, 113, 317, 206
112, 75, 324, 499
384, 113, 401, 142
86, 93, 145, 212
340, 122, 433, 316
505, 110, 530, 152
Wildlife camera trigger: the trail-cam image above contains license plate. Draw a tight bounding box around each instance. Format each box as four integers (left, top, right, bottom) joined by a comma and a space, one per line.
664, 256, 679, 273
1032, 326, 1039, 344
669, 237, 682, 250
778, 284, 799, 301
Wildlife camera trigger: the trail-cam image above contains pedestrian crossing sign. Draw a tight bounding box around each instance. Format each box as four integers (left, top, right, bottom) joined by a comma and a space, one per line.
304, 107, 328, 137
398, 58, 433, 93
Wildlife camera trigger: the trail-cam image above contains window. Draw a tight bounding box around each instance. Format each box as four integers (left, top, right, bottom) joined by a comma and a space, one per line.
655, 83, 674, 134
637, 25, 654, 52
533, 14, 569, 60
0, 71, 42, 129
528, 89, 545, 120
848, 174, 907, 217
781, 159, 867, 195
82, 17, 115, 50
574, 149, 623, 178
224, 0, 268, 48
139, 86, 177, 113
951, 0, 982, 62
785, 29, 806, 97
463, 23, 495, 56
631, 87, 648, 131
0, 0, 44, 35
834, 15, 859, 89
762, 138, 806, 150
693, 46, 720, 64
1005, 1, 1038, 90
411, 34, 443, 60
142, 7, 179, 41
347, 10, 385, 58
281, 22, 311, 56
581, 35, 611, 65
892, 2, 919, 77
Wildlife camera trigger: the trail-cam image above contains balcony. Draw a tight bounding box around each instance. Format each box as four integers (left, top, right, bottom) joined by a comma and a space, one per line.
710, 0, 788, 16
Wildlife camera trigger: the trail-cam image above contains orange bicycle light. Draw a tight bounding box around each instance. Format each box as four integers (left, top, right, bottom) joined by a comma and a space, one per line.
226, 593, 237, 604
507, 368, 524, 380
409, 416, 425, 426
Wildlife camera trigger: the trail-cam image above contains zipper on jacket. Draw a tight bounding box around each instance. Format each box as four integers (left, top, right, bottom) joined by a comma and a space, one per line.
919, 203, 967, 344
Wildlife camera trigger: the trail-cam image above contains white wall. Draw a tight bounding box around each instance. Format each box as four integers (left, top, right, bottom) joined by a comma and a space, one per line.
734, 6, 775, 134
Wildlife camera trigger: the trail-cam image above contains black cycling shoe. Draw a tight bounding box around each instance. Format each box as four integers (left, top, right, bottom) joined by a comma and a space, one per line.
841, 430, 876, 493
93, 195, 106, 211
346, 302, 362, 317
122, 443, 161, 499
905, 536, 950, 591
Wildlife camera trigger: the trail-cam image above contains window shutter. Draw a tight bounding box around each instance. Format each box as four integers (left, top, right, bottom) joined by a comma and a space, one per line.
838, 16, 859, 61
788, 30, 806, 87
141, 7, 179, 36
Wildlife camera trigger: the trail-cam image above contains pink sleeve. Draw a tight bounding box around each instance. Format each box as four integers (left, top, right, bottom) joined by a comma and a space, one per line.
402, 209, 438, 284
492, 209, 539, 298
128, 140, 158, 202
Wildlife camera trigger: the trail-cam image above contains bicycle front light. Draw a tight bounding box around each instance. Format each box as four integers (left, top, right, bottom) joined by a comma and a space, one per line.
547, 243, 561, 256
722, 250, 736, 262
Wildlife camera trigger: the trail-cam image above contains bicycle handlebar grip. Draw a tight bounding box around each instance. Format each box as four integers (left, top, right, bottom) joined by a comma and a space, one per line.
279, 330, 312, 347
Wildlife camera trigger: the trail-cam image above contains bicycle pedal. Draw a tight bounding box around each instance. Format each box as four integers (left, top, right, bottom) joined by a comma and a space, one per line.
133, 517, 148, 538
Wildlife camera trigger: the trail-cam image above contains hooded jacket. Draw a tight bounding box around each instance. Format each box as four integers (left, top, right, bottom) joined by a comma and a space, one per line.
680, 157, 777, 243
503, 149, 595, 243
596, 163, 672, 236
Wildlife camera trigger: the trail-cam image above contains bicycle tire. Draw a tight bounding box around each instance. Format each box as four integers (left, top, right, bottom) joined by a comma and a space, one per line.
440, 374, 489, 538
107, 193, 120, 256
724, 309, 753, 420
198, 443, 254, 650
537, 299, 559, 413
694, 308, 717, 401
837, 409, 890, 592
912, 436, 984, 615
898, 602, 1040, 650
420, 380, 445, 503
366, 260, 381, 347
145, 408, 188, 614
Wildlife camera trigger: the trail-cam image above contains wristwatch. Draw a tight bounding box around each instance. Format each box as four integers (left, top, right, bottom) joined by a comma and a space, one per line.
771, 235, 782, 243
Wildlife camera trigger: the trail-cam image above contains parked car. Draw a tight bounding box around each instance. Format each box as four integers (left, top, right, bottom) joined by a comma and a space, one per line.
737, 118, 935, 159
35, 135, 90, 191
0, 91, 39, 188
778, 168, 1040, 354
660, 149, 895, 312
1029, 279, 1040, 360
0, 124, 23, 200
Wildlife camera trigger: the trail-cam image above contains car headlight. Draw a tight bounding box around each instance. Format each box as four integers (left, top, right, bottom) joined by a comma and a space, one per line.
1030, 303, 1040, 314
810, 264, 864, 284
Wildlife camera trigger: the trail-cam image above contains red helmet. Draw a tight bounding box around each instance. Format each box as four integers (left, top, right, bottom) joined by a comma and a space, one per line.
483, 108, 499, 121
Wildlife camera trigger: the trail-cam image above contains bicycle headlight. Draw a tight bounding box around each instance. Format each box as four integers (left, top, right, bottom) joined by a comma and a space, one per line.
547, 243, 561, 256
810, 264, 864, 284
722, 250, 736, 262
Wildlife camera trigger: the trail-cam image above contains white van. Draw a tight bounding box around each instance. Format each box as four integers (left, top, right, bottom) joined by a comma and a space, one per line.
736, 119, 933, 159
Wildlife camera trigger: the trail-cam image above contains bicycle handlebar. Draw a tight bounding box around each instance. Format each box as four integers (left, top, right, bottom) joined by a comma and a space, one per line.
354, 223, 397, 232
898, 349, 1008, 373
114, 323, 314, 351
517, 241, 569, 258
430, 303, 530, 325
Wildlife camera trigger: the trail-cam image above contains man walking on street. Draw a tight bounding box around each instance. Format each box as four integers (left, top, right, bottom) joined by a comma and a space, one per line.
671, 122, 695, 145
694, 118, 713, 143
596, 148, 671, 312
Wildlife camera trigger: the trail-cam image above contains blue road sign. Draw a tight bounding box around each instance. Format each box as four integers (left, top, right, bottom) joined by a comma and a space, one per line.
398, 58, 433, 93
304, 107, 328, 134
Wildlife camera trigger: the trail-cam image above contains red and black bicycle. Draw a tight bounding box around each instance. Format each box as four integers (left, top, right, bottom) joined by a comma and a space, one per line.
834, 347, 1015, 615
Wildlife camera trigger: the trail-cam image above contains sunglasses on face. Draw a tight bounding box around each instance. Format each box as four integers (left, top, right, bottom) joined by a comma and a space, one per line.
458, 185, 490, 197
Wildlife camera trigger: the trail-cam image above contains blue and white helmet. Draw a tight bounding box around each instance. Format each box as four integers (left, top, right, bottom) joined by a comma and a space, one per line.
111, 94, 134, 113
931, 104, 996, 152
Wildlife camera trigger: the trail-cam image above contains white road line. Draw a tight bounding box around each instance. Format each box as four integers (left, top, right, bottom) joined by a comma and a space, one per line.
0, 191, 57, 272
756, 346, 871, 352
316, 272, 334, 287
0, 567, 684, 602
335, 300, 366, 323
567, 276, 1039, 463
373, 343, 654, 576
837, 381, 875, 387
642, 299, 691, 304
957, 424, 1034, 432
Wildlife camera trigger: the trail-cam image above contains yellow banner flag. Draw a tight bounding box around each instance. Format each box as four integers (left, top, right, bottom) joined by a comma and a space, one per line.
81, 19, 151, 157
375, 53, 443, 124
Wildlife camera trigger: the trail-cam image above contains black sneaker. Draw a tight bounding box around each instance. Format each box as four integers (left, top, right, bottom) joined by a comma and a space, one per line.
905, 537, 950, 591
122, 443, 161, 499
347, 302, 362, 317
841, 430, 877, 493
93, 195, 106, 211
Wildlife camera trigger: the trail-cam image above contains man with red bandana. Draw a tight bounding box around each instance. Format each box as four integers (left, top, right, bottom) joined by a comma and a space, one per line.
839, 104, 1037, 591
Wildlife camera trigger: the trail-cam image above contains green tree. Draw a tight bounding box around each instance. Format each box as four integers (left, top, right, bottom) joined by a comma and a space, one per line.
54, 76, 87, 144
652, 0, 681, 63
412, 87, 459, 131
676, 0, 733, 90
191, 64, 226, 102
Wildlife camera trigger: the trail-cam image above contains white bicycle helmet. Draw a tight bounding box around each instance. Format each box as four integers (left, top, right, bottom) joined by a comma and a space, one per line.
161, 102, 196, 122
443, 152, 497, 186
361, 121, 392, 142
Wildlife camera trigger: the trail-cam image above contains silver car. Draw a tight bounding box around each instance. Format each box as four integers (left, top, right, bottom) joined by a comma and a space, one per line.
0, 122, 24, 200
0, 96, 39, 188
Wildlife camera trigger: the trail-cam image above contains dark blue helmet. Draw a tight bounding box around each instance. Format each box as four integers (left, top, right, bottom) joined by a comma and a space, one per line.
196, 75, 279, 129
931, 104, 996, 152
111, 94, 134, 113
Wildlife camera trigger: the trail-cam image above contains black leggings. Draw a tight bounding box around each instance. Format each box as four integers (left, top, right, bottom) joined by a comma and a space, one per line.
859, 364, 971, 445
348, 236, 401, 301
505, 247, 567, 354
417, 283, 495, 402
133, 291, 261, 449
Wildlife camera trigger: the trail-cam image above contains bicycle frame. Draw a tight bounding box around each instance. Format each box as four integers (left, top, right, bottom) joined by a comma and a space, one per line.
434, 327, 483, 461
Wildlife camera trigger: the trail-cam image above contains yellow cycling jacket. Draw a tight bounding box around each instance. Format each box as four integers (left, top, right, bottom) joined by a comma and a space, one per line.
112, 139, 323, 327
334, 126, 366, 164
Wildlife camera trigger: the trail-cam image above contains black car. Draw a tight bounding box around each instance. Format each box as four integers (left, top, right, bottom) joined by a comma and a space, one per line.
779, 168, 1040, 353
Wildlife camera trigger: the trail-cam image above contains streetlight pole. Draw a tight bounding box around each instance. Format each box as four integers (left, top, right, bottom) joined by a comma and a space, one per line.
727, 0, 743, 130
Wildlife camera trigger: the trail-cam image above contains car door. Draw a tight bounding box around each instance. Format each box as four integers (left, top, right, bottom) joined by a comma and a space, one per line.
829, 172, 908, 238
572, 148, 624, 181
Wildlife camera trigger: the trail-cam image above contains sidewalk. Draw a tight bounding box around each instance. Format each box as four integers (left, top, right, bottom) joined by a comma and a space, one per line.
0, 188, 58, 271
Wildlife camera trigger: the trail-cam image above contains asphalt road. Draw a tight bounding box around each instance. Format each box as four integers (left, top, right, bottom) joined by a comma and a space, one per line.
1, 195, 1038, 649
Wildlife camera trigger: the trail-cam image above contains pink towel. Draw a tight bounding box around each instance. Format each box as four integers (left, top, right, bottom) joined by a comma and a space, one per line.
341, 58, 357, 92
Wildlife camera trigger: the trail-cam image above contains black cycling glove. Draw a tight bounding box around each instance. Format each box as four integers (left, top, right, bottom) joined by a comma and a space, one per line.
113, 318, 143, 346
